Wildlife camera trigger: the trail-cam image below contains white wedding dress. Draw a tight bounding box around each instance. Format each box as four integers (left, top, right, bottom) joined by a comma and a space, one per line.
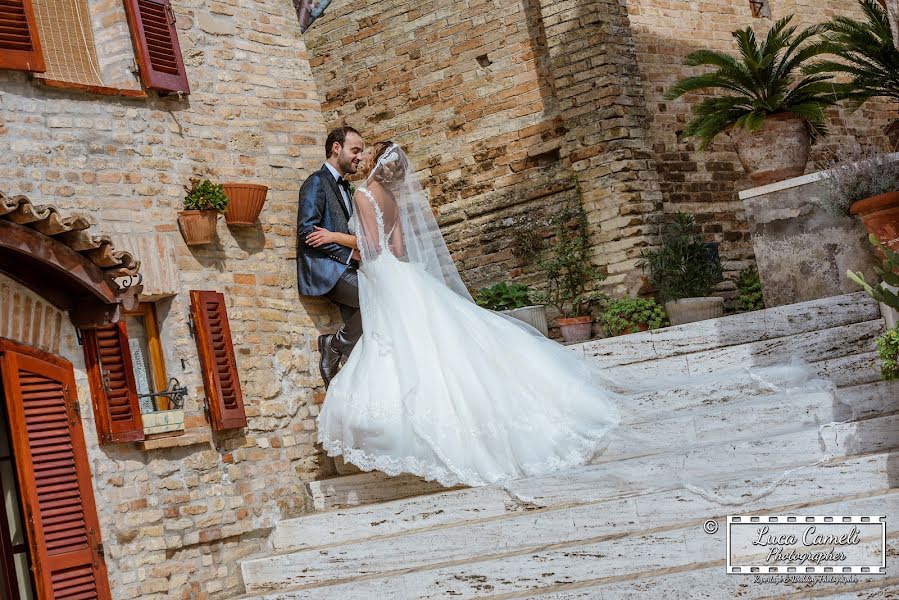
317, 197, 622, 487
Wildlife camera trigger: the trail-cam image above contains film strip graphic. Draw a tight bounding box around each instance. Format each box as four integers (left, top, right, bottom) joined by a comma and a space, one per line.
726, 515, 886, 574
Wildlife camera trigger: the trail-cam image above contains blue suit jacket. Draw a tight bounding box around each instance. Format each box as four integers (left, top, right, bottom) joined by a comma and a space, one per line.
296, 166, 359, 296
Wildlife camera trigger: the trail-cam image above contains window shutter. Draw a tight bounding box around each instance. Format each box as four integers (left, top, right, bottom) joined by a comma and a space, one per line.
0, 0, 46, 72
81, 322, 145, 444
0, 350, 112, 600
189, 290, 247, 431
123, 0, 190, 94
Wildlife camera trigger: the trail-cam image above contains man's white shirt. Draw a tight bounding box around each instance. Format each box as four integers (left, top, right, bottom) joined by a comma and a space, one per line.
323, 162, 355, 264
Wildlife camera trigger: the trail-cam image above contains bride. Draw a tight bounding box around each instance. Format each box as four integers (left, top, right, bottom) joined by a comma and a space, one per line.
307, 141, 835, 491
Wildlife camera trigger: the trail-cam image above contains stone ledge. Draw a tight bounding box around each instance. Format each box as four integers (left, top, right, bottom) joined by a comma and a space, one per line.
137, 429, 212, 451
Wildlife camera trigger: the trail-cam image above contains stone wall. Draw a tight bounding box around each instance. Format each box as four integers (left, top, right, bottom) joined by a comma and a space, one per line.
626, 0, 898, 282
0, 0, 337, 597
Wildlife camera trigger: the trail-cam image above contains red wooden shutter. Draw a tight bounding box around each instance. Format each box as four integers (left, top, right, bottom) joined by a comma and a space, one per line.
123, 0, 190, 94
0, 350, 112, 600
189, 291, 247, 431
0, 0, 46, 72
81, 323, 145, 444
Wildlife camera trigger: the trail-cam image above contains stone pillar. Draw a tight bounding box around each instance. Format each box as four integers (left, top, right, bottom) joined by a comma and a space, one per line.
535, 0, 664, 295
886, 0, 899, 51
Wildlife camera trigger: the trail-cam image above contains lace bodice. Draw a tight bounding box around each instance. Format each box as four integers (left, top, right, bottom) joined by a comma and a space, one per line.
358, 186, 398, 260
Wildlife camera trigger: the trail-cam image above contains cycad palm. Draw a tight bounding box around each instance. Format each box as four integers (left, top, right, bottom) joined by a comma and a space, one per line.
665, 16, 839, 149
808, 0, 899, 107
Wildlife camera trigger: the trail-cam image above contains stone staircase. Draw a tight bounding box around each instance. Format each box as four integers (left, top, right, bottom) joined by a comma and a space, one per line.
235, 292, 899, 599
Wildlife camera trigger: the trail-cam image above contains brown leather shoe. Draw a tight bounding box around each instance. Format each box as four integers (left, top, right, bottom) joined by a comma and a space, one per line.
318, 334, 342, 389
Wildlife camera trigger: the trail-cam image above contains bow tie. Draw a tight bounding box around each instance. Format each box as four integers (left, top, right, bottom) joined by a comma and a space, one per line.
336, 177, 351, 194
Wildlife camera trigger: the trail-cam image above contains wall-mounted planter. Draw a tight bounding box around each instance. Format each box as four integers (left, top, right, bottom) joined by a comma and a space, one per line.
223, 183, 268, 226
177, 210, 218, 245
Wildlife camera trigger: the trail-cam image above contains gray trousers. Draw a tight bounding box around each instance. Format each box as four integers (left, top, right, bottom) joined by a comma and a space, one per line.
324, 268, 362, 356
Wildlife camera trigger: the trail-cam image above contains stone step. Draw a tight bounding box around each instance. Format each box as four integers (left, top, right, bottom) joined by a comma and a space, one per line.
600, 318, 883, 381
241, 490, 899, 598
514, 564, 899, 599
263, 447, 895, 558
579, 292, 879, 369
302, 470, 466, 513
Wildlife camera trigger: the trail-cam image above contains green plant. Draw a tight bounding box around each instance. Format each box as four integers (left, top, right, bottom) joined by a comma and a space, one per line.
817, 147, 899, 216
524, 202, 608, 319
183, 178, 228, 211
876, 327, 899, 380
638, 213, 724, 302
664, 15, 838, 149
602, 298, 669, 336
809, 0, 899, 110
474, 282, 533, 311
736, 267, 766, 311
848, 234, 899, 311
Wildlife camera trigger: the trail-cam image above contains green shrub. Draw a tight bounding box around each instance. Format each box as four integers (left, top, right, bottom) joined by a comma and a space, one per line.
736, 267, 765, 311
475, 282, 532, 311
183, 178, 228, 211
638, 212, 724, 302
523, 202, 608, 318
602, 298, 669, 336
876, 327, 899, 381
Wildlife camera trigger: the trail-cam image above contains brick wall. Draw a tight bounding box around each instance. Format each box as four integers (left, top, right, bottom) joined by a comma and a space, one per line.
305, 0, 584, 295
0, 0, 337, 597
627, 0, 898, 286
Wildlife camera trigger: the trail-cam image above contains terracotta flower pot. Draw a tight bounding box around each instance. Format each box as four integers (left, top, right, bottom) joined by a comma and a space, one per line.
615, 322, 650, 336
849, 191, 899, 252
177, 210, 218, 245
664, 297, 724, 326
556, 315, 593, 344
729, 112, 810, 186
223, 183, 268, 225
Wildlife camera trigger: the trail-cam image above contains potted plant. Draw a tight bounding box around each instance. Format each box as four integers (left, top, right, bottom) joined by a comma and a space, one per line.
638, 212, 725, 326
522, 202, 608, 344
178, 178, 228, 245
474, 282, 549, 336
664, 16, 838, 185
601, 297, 669, 336
818, 148, 899, 251
812, 0, 899, 149
223, 183, 269, 226
736, 267, 766, 312
848, 234, 899, 378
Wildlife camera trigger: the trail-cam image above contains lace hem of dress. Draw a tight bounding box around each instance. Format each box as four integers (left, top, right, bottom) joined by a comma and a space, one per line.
317, 425, 616, 489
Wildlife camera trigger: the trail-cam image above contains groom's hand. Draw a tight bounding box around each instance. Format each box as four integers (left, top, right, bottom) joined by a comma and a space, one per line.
351, 249, 361, 261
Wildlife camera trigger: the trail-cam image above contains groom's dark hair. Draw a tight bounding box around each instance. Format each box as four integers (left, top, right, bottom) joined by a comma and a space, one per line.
325, 126, 361, 158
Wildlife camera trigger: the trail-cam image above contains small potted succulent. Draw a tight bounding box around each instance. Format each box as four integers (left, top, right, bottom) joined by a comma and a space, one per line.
475, 282, 548, 336
818, 148, 899, 252
178, 178, 228, 245
223, 182, 269, 226
665, 16, 838, 185
601, 297, 669, 336
519, 202, 608, 343
848, 234, 899, 379
736, 267, 766, 312
638, 212, 725, 326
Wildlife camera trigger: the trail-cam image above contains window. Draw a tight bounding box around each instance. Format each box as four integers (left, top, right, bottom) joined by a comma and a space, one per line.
750, 0, 771, 18
125, 302, 170, 412
1, 0, 189, 96
79, 291, 246, 445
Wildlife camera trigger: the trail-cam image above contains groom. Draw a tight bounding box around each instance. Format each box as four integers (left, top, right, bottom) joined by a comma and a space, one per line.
296, 126, 365, 388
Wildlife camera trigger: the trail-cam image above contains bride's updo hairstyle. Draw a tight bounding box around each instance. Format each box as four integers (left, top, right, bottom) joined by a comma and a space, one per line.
369, 140, 406, 189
